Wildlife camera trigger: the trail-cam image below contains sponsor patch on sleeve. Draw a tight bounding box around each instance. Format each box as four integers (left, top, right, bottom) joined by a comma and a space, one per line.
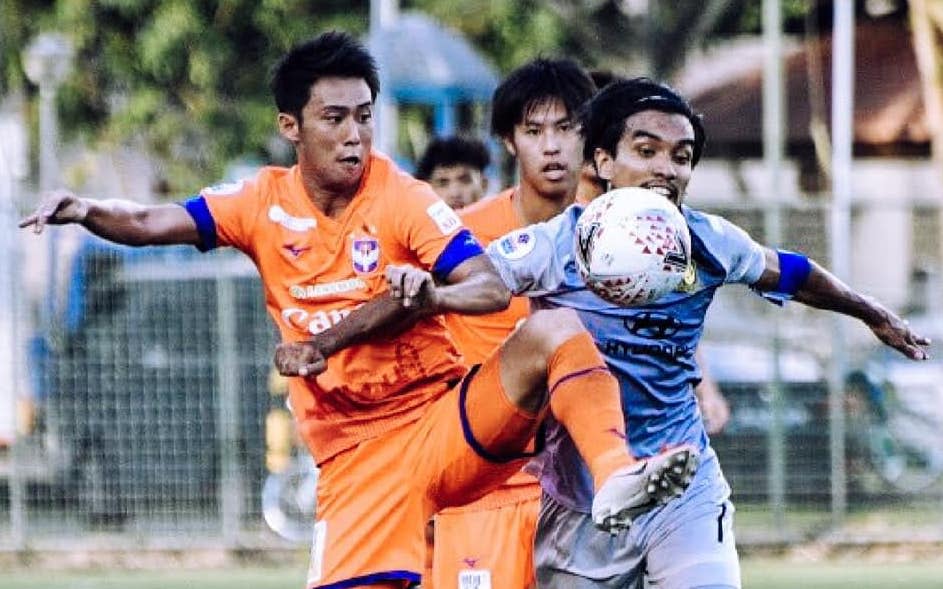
201, 179, 246, 196
426, 200, 462, 235
496, 228, 536, 261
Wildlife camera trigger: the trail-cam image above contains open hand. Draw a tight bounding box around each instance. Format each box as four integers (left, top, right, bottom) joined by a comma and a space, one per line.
869, 305, 931, 361
18, 189, 89, 234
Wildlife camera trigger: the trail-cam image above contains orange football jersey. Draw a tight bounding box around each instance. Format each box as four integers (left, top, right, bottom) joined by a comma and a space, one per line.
445, 189, 531, 365
190, 153, 475, 463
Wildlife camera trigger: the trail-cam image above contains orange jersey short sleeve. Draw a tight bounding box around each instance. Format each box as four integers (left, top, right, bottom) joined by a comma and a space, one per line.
191, 153, 473, 463
445, 189, 531, 365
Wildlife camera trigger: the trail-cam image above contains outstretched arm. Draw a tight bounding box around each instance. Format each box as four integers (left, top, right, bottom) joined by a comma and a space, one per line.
753, 248, 930, 360
19, 189, 200, 247
275, 254, 510, 376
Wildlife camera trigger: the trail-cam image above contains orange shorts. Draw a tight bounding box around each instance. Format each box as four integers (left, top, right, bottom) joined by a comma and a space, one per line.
306, 356, 540, 588
430, 485, 541, 589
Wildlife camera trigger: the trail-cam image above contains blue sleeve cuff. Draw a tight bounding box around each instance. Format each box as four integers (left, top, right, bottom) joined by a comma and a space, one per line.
776, 249, 811, 295
431, 229, 484, 281
753, 249, 811, 306
178, 195, 218, 252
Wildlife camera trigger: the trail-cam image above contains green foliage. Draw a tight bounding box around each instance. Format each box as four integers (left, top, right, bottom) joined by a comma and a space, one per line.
0, 0, 904, 193
407, 0, 566, 71
2, 0, 370, 192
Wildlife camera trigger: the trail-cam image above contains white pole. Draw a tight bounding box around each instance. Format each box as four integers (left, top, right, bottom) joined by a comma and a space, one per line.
829, 0, 854, 527
762, 0, 787, 535
369, 0, 399, 157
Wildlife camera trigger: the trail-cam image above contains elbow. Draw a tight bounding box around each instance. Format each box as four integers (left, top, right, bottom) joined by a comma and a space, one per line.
491, 279, 512, 311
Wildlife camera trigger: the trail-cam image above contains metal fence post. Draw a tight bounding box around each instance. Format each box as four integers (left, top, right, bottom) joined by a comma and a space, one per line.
215, 273, 242, 547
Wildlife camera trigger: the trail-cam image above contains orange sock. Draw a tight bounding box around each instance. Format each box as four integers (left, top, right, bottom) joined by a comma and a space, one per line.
548, 332, 635, 491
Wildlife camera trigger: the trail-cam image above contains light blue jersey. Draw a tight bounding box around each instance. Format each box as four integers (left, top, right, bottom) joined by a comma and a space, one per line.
487, 203, 766, 514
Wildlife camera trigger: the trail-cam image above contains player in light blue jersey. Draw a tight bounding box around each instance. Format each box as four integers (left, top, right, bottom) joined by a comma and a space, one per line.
486, 77, 930, 589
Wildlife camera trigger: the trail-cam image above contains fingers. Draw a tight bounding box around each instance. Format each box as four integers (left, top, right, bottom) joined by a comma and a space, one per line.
298, 357, 327, 377
274, 342, 327, 377
19, 191, 76, 234
17, 213, 40, 232
385, 264, 433, 308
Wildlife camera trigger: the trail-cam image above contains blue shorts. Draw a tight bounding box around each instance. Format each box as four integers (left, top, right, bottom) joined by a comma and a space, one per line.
534, 448, 740, 589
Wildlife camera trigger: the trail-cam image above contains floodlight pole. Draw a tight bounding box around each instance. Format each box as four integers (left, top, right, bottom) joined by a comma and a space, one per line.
17, 32, 73, 548
22, 33, 73, 334
370, 0, 399, 157
829, 0, 854, 528
762, 0, 787, 537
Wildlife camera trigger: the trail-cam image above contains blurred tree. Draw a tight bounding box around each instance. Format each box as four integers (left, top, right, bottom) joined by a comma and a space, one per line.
0, 0, 904, 194
2, 0, 370, 193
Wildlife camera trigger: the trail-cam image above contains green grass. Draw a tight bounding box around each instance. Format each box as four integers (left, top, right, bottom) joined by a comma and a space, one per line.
742, 559, 943, 589
2, 559, 943, 588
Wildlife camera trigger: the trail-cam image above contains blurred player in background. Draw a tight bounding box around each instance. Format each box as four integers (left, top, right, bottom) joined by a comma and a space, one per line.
19, 34, 691, 589
486, 76, 929, 588
415, 136, 491, 209
430, 58, 599, 589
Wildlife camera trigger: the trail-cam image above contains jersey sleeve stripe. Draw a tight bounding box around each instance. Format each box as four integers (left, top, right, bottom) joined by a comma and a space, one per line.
178, 196, 218, 251
430, 228, 484, 281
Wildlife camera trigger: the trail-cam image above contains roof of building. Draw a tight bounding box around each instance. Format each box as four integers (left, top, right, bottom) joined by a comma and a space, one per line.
371, 12, 499, 103
680, 19, 928, 155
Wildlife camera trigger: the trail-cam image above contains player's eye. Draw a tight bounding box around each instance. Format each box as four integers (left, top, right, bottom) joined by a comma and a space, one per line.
525, 126, 541, 136
673, 151, 692, 166
558, 121, 573, 132
358, 111, 373, 123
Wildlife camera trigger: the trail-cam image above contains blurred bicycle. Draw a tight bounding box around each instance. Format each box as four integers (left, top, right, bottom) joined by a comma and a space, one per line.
262, 370, 318, 543
845, 361, 943, 494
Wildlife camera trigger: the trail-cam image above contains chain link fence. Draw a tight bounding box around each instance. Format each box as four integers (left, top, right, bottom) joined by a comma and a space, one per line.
1, 198, 943, 552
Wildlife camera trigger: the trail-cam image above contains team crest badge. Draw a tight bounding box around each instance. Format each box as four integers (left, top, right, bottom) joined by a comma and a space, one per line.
351, 236, 380, 274
676, 260, 698, 292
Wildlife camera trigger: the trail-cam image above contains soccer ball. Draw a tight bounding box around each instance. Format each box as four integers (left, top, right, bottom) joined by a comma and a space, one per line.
574, 187, 691, 306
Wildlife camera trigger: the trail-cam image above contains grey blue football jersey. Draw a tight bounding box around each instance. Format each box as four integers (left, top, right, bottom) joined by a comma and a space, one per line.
486, 203, 767, 513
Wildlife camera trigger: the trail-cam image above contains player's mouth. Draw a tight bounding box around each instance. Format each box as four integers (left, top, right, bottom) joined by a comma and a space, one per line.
338, 155, 362, 167
541, 162, 569, 181
643, 183, 678, 205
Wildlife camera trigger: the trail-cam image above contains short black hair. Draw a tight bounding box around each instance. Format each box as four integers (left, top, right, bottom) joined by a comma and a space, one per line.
581, 77, 706, 166
415, 136, 491, 181
490, 58, 596, 139
269, 31, 380, 122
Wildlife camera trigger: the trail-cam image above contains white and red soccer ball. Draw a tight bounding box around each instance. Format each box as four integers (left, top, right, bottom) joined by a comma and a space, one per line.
574, 187, 691, 306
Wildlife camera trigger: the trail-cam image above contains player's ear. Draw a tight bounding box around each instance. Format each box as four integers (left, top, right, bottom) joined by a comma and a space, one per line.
277, 112, 301, 144
594, 147, 614, 181
502, 137, 517, 157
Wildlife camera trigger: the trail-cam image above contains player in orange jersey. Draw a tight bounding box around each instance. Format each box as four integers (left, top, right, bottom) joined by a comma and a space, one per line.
20, 33, 694, 589
429, 58, 596, 589
415, 136, 491, 210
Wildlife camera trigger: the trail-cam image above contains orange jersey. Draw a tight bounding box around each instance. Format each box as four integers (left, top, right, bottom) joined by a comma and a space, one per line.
443, 188, 541, 507
445, 189, 530, 365
187, 153, 475, 463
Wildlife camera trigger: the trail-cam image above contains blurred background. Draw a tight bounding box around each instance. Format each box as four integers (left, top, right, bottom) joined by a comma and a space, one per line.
1, 0, 943, 586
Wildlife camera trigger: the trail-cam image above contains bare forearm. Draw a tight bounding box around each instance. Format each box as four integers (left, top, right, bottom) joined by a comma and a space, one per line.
792, 262, 884, 325
81, 199, 161, 245
433, 273, 511, 315
316, 295, 427, 357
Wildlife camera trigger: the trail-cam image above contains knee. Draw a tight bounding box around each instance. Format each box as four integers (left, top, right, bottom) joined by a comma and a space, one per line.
516, 308, 588, 358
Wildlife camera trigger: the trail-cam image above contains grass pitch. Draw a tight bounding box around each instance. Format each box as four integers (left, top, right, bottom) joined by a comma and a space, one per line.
2, 558, 943, 588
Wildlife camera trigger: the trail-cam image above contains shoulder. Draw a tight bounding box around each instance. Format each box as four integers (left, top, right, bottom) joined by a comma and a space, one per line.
459, 189, 516, 237
367, 151, 430, 195
684, 206, 752, 243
